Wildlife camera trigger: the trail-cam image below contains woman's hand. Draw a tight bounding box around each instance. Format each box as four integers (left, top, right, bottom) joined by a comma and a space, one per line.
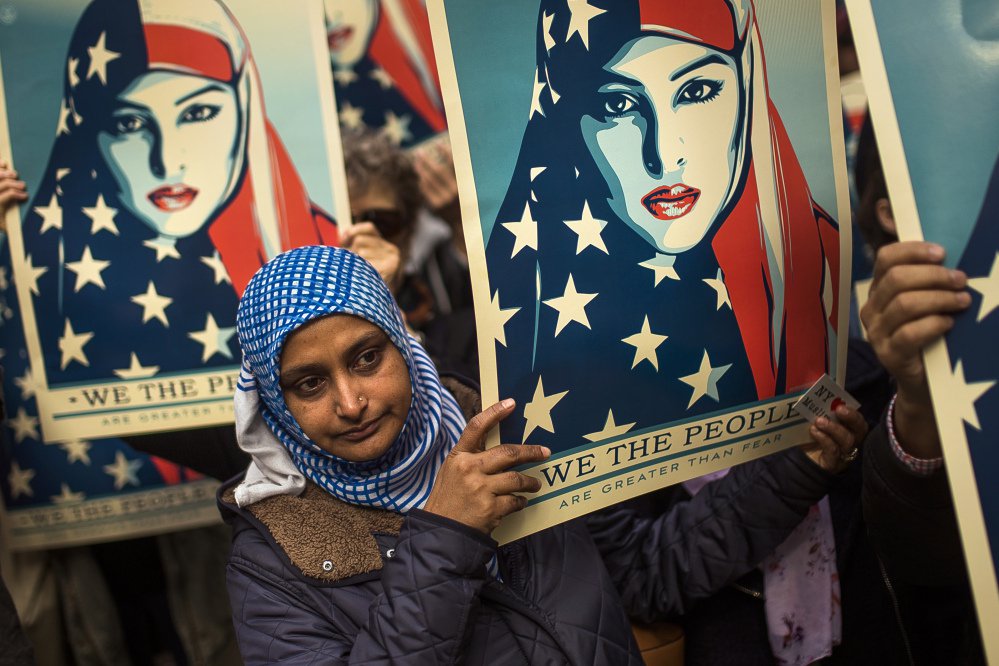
860, 241, 969, 458
341, 222, 402, 289
424, 399, 551, 534
802, 406, 868, 473
0, 160, 28, 229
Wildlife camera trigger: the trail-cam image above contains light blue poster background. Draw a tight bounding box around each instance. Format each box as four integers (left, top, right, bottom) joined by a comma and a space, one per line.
0, 0, 339, 217
444, 0, 840, 243
869, 0, 999, 268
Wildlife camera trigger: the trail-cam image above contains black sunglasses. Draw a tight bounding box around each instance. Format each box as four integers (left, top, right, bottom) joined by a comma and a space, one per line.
355, 208, 408, 239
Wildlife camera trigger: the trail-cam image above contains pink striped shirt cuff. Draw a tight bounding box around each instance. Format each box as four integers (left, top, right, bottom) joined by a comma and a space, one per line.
886, 394, 944, 476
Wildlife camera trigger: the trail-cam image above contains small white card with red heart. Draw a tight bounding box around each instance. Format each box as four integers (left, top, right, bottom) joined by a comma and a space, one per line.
793, 374, 861, 424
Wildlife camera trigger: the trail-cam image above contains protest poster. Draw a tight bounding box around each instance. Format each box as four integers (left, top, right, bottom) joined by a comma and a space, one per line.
325, 0, 446, 149
847, 0, 999, 659
0, 0, 349, 549
428, 0, 852, 543
0, 0, 350, 441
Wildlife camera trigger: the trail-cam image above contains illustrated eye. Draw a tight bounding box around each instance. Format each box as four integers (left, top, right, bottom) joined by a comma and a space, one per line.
112, 114, 148, 135
602, 92, 639, 117
676, 80, 723, 105
180, 104, 221, 124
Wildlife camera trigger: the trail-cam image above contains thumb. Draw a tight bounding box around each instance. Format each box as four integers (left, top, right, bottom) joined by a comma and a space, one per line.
453, 398, 515, 454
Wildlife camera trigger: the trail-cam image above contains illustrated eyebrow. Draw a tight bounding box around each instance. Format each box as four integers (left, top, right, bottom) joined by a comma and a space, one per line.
176, 83, 226, 106
670, 54, 727, 81
112, 99, 151, 113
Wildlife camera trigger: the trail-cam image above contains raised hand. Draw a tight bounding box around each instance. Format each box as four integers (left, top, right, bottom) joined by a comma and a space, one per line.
424, 399, 550, 534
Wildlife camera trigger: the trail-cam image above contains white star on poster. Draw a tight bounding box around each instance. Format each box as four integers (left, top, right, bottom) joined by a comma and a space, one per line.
530, 166, 547, 182
8, 462, 35, 499
639, 255, 681, 286
339, 101, 364, 130
370, 66, 393, 89
23, 254, 48, 297
566, 0, 606, 50
333, 67, 358, 86
60, 439, 92, 465
703, 268, 731, 310
189, 313, 236, 362
35, 194, 63, 234
545, 64, 561, 104
131, 281, 172, 326
56, 99, 72, 136
622, 315, 668, 370
65, 246, 111, 291
86, 31, 120, 84
543, 273, 597, 336
143, 236, 181, 262
51, 483, 86, 505
381, 111, 413, 146
542, 11, 557, 52
103, 451, 142, 490
200, 252, 231, 285
944, 359, 995, 430
70, 99, 83, 126
8, 407, 39, 443
564, 201, 609, 255
968, 251, 999, 322
67, 57, 80, 88
14, 367, 40, 401
59, 318, 94, 369
523, 375, 569, 441
530, 71, 547, 119
500, 202, 538, 258
488, 290, 520, 347
113, 353, 160, 380
83, 193, 119, 235
584, 409, 636, 443
679, 350, 732, 409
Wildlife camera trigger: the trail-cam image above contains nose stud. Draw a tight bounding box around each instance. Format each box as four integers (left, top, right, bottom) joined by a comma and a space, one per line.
357, 395, 365, 403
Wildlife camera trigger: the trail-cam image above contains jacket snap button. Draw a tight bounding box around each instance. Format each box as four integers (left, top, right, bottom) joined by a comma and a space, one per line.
386, 549, 395, 559
322, 560, 333, 572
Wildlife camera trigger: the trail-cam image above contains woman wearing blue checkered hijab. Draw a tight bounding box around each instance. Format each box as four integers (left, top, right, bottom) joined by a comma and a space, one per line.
220, 244, 860, 665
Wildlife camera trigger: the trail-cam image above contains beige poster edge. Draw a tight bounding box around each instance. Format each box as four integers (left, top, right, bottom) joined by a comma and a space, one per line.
846, 1, 999, 662
429, 0, 853, 545
0, 0, 352, 444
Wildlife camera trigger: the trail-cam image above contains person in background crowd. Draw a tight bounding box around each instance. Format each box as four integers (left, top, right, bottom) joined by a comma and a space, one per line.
341, 129, 477, 378
219, 244, 866, 664
854, 119, 986, 665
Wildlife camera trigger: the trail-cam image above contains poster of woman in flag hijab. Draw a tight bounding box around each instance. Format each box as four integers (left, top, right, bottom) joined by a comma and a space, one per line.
0, 0, 349, 441
325, 0, 445, 148
428, 0, 852, 541
848, 0, 999, 660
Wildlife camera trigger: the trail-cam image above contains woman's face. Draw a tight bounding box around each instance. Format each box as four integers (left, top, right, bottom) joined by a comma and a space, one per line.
97, 71, 240, 238
280, 314, 412, 463
580, 36, 742, 254
324, 0, 379, 68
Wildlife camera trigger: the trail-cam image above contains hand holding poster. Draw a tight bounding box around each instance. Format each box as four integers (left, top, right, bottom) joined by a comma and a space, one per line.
428, 0, 852, 542
847, 0, 999, 660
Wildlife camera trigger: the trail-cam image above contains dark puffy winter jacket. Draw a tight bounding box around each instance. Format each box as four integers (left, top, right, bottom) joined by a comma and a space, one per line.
219, 441, 833, 665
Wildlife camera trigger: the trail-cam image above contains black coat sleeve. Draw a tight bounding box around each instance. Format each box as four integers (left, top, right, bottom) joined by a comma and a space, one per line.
228, 510, 496, 665
861, 415, 966, 587
586, 448, 833, 622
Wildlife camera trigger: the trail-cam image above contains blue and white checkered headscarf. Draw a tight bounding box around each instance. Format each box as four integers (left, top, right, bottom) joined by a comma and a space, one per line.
234, 245, 466, 512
